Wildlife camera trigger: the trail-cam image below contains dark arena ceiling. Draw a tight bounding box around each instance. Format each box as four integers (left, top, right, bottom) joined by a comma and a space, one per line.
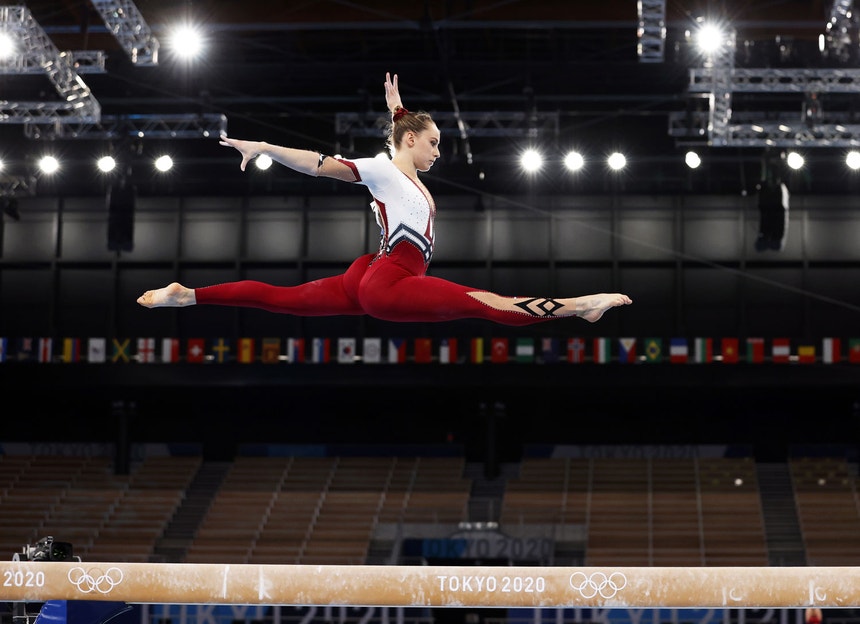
2, 0, 859, 199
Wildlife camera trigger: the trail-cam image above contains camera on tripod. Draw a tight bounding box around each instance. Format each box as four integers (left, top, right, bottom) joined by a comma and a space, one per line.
12, 536, 78, 562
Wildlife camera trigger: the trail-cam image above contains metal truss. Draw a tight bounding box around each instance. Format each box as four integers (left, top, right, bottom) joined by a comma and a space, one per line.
699, 30, 736, 147
669, 110, 860, 147
0, 48, 106, 74
0, 173, 37, 198
0, 5, 101, 124
824, 0, 857, 61
89, 0, 158, 65
689, 67, 860, 93
676, 30, 860, 148
21, 113, 228, 140
637, 0, 666, 63
335, 111, 560, 139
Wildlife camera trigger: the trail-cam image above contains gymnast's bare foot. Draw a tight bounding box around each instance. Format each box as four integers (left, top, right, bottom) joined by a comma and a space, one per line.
576, 293, 632, 323
467, 291, 631, 321
137, 282, 196, 308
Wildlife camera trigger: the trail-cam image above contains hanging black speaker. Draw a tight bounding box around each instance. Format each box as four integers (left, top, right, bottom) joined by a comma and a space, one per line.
755, 179, 789, 252
107, 179, 135, 252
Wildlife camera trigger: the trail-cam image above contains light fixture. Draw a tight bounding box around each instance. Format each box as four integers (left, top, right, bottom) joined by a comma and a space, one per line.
563, 151, 585, 172
685, 151, 702, 169
38, 156, 60, 174
97, 156, 117, 173
154, 155, 173, 172
607, 152, 626, 171
0, 32, 14, 59
786, 151, 804, 170
519, 148, 543, 173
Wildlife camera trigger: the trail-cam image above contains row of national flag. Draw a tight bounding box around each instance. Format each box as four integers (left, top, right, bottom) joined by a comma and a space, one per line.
1, 336, 859, 364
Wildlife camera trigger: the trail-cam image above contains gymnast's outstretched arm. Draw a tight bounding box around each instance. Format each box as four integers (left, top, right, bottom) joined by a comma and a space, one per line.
218, 135, 357, 181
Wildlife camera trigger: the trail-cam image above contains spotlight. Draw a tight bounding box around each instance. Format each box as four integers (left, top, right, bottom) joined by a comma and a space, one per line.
154, 155, 173, 172
685, 151, 702, 169
255, 154, 273, 170
563, 151, 585, 172
97, 156, 117, 173
607, 152, 626, 171
519, 148, 543, 173
38, 156, 60, 174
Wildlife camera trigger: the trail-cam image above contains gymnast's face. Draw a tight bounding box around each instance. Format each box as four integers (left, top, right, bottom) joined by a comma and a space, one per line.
409, 124, 441, 172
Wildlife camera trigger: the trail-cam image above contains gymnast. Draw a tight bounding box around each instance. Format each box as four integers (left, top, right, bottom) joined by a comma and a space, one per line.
137, 72, 632, 326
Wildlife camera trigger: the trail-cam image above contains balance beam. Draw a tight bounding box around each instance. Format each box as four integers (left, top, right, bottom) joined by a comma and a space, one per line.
1, 562, 857, 608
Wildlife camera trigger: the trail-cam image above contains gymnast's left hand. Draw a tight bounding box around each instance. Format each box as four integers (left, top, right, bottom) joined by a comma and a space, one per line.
384, 72, 403, 113
219, 134, 261, 172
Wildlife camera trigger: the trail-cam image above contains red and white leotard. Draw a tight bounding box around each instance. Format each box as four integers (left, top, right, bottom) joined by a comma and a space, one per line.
195, 155, 558, 326
341, 155, 435, 265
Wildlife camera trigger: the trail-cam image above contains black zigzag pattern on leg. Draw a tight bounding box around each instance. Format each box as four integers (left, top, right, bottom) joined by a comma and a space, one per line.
513, 298, 565, 317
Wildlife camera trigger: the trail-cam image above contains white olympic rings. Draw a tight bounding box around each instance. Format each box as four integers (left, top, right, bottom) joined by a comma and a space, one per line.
569, 571, 628, 599
68, 566, 124, 594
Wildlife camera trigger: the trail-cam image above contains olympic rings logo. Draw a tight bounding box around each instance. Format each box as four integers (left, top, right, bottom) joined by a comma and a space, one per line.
569, 571, 628, 599
68, 567, 124, 594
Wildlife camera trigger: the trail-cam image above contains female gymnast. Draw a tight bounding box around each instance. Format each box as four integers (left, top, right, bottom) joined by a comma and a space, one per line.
137, 73, 632, 326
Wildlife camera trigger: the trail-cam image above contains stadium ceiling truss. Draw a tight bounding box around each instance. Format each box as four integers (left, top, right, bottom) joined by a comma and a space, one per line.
668, 0, 860, 148
0, 3, 225, 138
1, 0, 859, 153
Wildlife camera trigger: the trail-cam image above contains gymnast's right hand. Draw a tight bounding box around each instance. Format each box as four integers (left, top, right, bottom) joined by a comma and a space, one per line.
219, 134, 262, 172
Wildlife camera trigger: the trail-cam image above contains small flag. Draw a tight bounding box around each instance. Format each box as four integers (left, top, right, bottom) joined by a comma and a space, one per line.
111, 338, 130, 363
312, 338, 330, 363
62, 338, 81, 363
470, 338, 484, 364
593, 337, 610, 364
797, 345, 815, 364
38, 338, 53, 363
618, 337, 636, 363
0, 337, 7, 363
161, 338, 180, 363
363, 337, 382, 364
694, 337, 713, 363
17, 338, 34, 361
515, 338, 534, 363
644, 338, 662, 363
439, 338, 457, 364
721, 337, 739, 364
568, 337, 586, 363
186, 338, 206, 363
137, 337, 156, 363
237, 338, 254, 363
491, 338, 509, 363
87, 337, 106, 363
747, 337, 764, 364
772, 337, 790, 364
262, 338, 281, 364
822, 337, 841, 364
211, 338, 233, 363
414, 338, 433, 363
669, 338, 688, 364
287, 338, 305, 363
849, 338, 860, 363
338, 338, 356, 364
388, 338, 407, 363
540, 338, 559, 364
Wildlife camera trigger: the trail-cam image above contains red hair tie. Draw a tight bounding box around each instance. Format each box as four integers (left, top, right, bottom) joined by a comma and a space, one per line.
392, 106, 410, 122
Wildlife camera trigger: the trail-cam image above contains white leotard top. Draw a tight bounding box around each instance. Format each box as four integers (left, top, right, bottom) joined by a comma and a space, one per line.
339, 156, 436, 264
